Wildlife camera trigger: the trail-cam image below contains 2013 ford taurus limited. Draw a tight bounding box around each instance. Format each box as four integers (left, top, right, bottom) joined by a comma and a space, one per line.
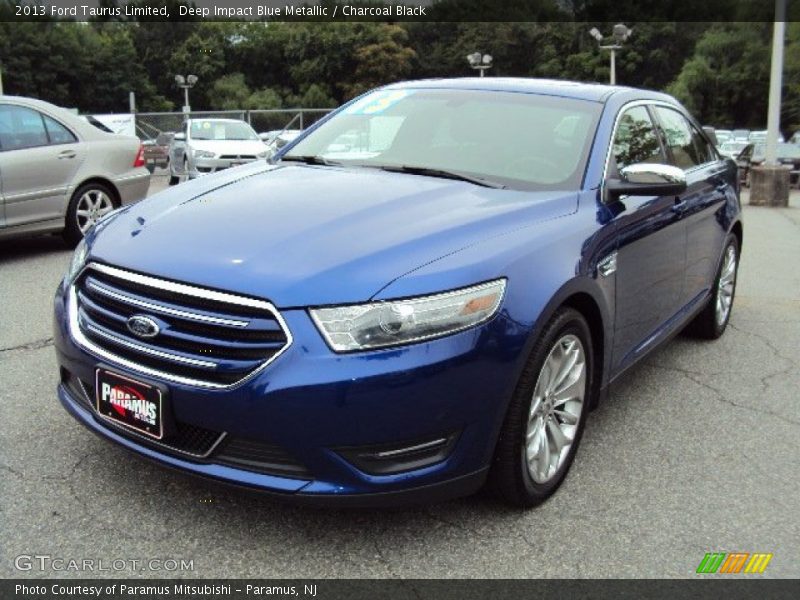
53, 79, 742, 507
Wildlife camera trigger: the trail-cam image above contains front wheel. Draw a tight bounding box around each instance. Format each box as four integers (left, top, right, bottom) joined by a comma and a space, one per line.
487, 308, 593, 507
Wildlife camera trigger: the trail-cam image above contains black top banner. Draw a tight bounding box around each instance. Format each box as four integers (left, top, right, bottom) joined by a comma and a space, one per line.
2, 0, 798, 23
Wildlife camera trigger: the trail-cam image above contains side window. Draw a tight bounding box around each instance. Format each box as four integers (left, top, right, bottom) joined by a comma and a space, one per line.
653, 106, 704, 170
612, 106, 665, 171
689, 123, 715, 164
0, 104, 49, 151
42, 115, 77, 145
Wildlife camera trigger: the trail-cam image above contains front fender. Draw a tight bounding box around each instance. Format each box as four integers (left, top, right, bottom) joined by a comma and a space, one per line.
376, 193, 616, 445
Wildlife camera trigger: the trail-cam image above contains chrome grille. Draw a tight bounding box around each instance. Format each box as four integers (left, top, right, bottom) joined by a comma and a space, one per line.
71, 263, 291, 388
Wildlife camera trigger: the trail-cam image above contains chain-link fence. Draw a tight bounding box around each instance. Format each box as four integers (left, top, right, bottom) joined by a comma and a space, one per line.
134, 108, 333, 139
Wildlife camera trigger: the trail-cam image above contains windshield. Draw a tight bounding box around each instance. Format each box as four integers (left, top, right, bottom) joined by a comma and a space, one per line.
284, 88, 602, 191
190, 120, 258, 141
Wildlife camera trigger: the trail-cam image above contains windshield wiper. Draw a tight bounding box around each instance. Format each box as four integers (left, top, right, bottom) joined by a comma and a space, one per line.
370, 165, 506, 189
280, 155, 339, 166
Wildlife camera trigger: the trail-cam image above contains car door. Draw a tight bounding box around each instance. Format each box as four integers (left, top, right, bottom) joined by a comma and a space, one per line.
651, 106, 732, 309
607, 104, 688, 373
0, 162, 6, 229
0, 103, 85, 228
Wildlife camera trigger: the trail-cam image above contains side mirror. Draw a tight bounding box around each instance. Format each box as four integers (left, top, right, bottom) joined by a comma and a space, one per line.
606, 163, 687, 201
174, 132, 186, 142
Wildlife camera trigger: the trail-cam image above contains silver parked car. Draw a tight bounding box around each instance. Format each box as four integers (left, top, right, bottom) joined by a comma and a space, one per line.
0, 95, 150, 245
168, 118, 269, 185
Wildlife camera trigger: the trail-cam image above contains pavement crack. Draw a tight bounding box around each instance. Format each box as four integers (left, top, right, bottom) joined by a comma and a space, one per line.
371, 537, 400, 579
0, 463, 24, 478
647, 364, 800, 427
0, 337, 54, 354
728, 322, 799, 391
424, 508, 483, 536
647, 362, 720, 379
775, 208, 800, 231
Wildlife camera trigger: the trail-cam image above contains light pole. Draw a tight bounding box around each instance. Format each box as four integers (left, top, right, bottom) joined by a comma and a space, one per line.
589, 24, 632, 85
175, 74, 198, 113
466, 52, 493, 77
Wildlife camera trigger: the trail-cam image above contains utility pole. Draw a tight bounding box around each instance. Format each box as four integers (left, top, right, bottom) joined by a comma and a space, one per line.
751, 0, 789, 207
765, 0, 786, 166
589, 24, 632, 85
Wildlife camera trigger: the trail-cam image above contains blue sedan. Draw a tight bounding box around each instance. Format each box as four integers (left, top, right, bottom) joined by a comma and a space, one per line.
54, 78, 742, 507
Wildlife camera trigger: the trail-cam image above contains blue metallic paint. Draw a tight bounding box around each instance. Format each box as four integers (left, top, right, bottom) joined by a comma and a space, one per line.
54, 79, 741, 504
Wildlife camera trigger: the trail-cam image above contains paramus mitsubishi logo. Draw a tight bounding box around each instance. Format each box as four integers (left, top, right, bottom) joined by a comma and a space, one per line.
126, 315, 160, 339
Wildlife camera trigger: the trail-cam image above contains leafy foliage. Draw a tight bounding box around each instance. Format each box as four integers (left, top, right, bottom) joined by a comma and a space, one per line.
0, 10, 795, 134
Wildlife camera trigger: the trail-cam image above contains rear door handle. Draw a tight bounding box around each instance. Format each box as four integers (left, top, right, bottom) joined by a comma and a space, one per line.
58, 150, 77, 159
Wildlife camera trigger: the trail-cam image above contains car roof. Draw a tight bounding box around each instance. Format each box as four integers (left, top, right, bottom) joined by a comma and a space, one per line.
384, 77, 675, 104
0, 94, 119, 140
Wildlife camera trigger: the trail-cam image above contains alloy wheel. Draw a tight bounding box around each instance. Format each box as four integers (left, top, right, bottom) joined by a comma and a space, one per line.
715, 244, 737, 326
525, 334, 586, 484
75, 189, 114, 233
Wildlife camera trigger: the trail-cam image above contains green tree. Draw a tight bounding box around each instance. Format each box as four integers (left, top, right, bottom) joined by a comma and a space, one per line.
668, 24, 771, 128
783, 22, 800, 135
343, 24, 416, 99
211, 73, 252, 110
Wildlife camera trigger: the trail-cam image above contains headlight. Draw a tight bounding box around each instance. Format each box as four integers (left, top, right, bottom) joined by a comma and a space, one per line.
256, 150, 269, 158
194, 150, 215, 159
66, 238, 88, 283
310, 279, 506, 352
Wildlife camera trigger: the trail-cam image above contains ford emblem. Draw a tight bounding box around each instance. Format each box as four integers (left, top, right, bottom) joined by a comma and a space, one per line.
126, 315, 160, 339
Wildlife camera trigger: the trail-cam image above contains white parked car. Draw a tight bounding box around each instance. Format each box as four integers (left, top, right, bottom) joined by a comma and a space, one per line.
0, 95, 150, 244
258, 129, 303, 153
168, 118, 269, 185
718, 140, 749, 160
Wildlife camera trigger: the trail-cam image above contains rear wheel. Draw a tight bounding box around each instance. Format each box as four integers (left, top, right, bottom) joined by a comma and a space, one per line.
168, 157, 180, 186
487, 308, 593, 507
63, 182, 116, 246
686, 234, 739, 339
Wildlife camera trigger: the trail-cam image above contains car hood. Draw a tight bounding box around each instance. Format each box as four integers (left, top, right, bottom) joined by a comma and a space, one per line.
89, 163, 577, 307
189, 139, 268, 155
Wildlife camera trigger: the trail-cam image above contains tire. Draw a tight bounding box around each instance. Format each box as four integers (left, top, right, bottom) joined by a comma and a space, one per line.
63, 182, 117, 247
487, 308, 594, 508
685, 234, 739, 339
168, 160, 179, 185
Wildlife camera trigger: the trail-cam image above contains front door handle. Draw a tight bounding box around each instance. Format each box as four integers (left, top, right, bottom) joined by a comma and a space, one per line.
672, 198, 688, 214
58, 150, 77, 159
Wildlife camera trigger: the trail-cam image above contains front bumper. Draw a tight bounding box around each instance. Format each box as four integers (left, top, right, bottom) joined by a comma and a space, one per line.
189, 157, 262, 178
53, 280, 525, 505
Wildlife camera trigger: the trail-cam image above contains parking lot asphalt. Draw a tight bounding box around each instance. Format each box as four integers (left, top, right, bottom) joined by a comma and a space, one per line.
1, 175, 798, 579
